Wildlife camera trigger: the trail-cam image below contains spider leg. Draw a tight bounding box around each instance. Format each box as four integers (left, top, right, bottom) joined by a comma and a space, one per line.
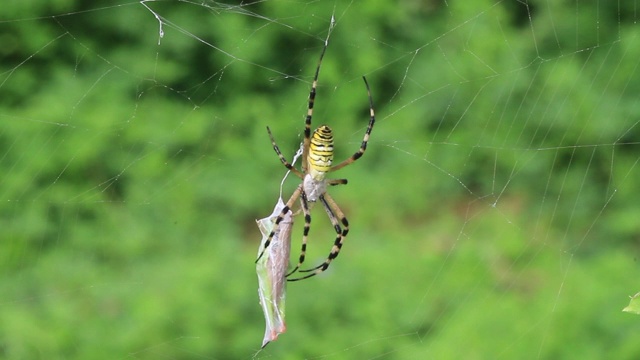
328, 178, 347, 186
288, 192, 349, 281
302, 36, 329, 173
266, 126, 304, 179
329, 76, 376, 172
256, 184, 303, 262
285, 190, 311, 278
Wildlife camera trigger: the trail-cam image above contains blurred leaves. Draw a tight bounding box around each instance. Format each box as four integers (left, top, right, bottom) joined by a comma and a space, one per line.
1, 0, 640, 359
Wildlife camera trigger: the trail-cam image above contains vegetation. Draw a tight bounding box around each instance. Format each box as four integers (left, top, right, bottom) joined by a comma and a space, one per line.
1, 0, 639, 358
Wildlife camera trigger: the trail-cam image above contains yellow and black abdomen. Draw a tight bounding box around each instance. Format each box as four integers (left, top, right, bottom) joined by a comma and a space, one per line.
308, 125, 334, 180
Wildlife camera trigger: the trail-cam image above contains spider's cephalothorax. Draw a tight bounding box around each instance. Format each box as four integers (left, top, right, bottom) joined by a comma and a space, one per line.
256, 38, 376, 281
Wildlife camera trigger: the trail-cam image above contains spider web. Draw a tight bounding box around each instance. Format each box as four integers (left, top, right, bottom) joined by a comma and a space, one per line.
1, 0, 640, 358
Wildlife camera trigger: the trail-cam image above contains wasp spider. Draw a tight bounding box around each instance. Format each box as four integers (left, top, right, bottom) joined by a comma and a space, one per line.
256, 39, 376, 281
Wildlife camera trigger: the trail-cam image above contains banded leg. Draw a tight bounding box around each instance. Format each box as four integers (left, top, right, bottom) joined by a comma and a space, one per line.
285, 190, 311, 278
328, 178, 348, 186
266, 126, 304, 179
302, 36, 329, 173
255, 184, 303, 262
330, 76, 376, 172
288, 192, 349, 281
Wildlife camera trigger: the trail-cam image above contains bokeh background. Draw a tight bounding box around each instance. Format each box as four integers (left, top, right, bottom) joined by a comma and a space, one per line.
2, 0, 640, 359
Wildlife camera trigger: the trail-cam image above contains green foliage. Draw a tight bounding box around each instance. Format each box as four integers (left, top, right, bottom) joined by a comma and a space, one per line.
1, 0, 640, 359
623, 293, 640, 315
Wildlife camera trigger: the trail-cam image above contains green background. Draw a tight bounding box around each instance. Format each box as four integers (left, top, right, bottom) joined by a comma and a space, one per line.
1, 0, 639, 358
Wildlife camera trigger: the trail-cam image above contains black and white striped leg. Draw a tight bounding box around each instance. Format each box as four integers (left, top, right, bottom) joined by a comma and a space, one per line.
288, 192, 349, 281
255, 185, 303, 263
266, 126, 304, 179
285, 190, 311, 278
329, 76, 376, 172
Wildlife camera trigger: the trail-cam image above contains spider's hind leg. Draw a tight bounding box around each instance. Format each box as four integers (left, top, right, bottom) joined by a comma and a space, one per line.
286, 190, 312, 278
287, 193, 348, 281
256, 185, 303, 262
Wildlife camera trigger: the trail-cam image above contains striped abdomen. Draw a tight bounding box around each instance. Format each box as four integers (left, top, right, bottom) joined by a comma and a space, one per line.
308, 125, 334, 180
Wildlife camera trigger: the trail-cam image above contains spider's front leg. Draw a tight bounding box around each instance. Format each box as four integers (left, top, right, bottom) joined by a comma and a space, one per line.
266, 126, 304, 179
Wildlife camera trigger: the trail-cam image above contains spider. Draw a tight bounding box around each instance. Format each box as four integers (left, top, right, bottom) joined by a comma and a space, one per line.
255, 39, 376, 281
